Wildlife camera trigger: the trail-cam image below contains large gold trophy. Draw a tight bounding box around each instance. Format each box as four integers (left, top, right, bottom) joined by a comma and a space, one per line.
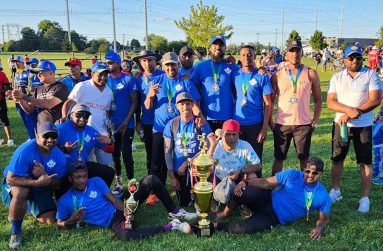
189, 133, 214, 237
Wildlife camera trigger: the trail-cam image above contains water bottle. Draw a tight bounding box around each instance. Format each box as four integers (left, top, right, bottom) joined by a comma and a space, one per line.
340, 123, 348, 143
139, 129, 145, 142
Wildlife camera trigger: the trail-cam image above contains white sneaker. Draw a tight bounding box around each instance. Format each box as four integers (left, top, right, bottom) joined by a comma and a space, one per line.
169, 208, 197, 220
112, 176, 123, 195
0, 138, 4, 145
358, 197, 370, 213
7, 139, 14, 146
169, 219, 192, 233
132, 143, 136, 150
9, 233, 22, 249
329, 188, 342, 203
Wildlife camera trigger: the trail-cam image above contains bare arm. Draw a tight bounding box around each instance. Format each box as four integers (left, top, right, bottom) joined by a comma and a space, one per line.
104, 191, 124, 211
357, 90, 382, 113
309, 212, 329, 240
144, 84, 159, 110
57, 208, 85, 228
258, 93, 272, 142
247, 176, 278, 189
309, 68, 322, 125
6, 171, 57, 188
269, 72, 279, 128
327, 93, 361, 119
61, 98, 76, 119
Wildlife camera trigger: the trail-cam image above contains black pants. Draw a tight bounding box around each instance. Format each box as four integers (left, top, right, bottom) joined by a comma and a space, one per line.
151, 132, 167, 185
208, 120, 224, 134
240, 123, 263, 177
113, 128, 135, 179
55, 161, 115, 199
143, 124, 153, 175
109, 175, 177, 241
174, 172, 191, 207
217, 187, 280, 234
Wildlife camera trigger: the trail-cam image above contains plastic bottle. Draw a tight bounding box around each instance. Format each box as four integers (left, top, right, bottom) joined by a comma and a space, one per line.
340, 123, 348, 143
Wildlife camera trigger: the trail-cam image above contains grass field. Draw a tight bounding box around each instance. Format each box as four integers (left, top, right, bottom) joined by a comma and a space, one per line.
1, 55, 382, 250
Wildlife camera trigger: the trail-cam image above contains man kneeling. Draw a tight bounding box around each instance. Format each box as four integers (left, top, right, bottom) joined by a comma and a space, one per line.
215, 157, 331, 240
56, 161, 196, 240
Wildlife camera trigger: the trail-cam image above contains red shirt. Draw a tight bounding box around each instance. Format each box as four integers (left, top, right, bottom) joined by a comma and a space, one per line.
0, 71, 10, 101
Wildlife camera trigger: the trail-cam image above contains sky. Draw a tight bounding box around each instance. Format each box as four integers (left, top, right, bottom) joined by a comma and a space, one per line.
0, 0, 381, 49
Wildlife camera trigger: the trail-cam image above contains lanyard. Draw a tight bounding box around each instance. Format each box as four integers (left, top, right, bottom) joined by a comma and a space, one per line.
72, 187, 87, 211
143, 74, 150, 84
210, 61, 222, 83
304, 183, 319, 221
77, 130, 86, 158
287, 65, 302, 94
241, 70, 254, 97
166, 80, 174, 103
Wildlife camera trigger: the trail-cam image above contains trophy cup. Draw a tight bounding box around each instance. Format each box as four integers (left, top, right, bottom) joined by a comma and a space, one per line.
124, 179, 139, 229
189, 133, 215, 237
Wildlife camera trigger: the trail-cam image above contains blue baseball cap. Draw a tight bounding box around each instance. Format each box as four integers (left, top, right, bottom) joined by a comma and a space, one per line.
26, 58, 39, 65
105, 51, 121, 63
11, 56, 24, 63
210, 35, 226, 46
271, 46, 279, 53
344, 44, 363, 58
30, 60, 56, 73
91, 62, 109, 73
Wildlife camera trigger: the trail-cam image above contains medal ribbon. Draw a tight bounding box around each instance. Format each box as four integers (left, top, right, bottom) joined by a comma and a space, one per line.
304, 183, 319, 221
166, 80, 174, 103
72, 187, 86, 211
287, 65, 302, 94
241, 70, 253, 97
210, 61, 222, 83
180, 120, 194, 150
77, 130, 86, 159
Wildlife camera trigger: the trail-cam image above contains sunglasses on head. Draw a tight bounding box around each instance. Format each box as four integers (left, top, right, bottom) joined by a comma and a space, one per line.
75, 112, 90, 119
304, 169, 320, 176
42, 132, 58, 139
347, 54, 363, 61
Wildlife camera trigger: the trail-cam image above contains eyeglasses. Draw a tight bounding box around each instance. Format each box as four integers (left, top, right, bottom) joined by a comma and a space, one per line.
75, 112, 90, 120
347, 55, 363, 61
304, 169, 320, 176
42, 132, 58, 139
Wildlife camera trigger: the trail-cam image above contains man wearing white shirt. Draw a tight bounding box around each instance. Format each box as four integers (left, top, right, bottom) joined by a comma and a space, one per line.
327, 44, 383, 213
61, 62, 113, 165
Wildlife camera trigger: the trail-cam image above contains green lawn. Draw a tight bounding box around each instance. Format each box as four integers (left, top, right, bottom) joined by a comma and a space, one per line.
1, 56, 382, 250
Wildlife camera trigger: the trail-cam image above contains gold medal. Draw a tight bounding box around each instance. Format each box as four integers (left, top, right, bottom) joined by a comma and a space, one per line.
167, 103, 174, 113
241, 98, 247, 106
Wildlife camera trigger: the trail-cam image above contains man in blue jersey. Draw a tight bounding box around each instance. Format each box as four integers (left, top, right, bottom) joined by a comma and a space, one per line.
26, 58, 43, 93
105, 51, 138, 194
232, 45, 273, 175
2, 122, 67, 249
272, 47, 283, 64
61, 58, 89, 93
144, 52, 202, 204
215, 157, 331, 240
133, 50, 163, 176
192, 35, 240, 132
164, 92, 211, 206
57, 161, 195, 240
56, 103, 115, 197
178, 46, 195, 79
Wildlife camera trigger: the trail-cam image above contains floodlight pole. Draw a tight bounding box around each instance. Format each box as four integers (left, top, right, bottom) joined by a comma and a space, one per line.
65, 0, 71, 44
112, 0, 117, 52
144, 0, 149, 49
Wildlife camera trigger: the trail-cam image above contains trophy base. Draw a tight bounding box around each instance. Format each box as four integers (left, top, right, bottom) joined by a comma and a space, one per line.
193, 220, 214, 237
124, 221, 133, 230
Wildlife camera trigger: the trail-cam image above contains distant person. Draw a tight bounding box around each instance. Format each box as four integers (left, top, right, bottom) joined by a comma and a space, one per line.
314, 50, 322, 70
178, 46, 195, 79
0, 66, 14, 146
327, 44, 382, 213
321, 48, 332, 72
272, 47, 283, 64
91, 55, 98, 65
61, 58, 89, 93
26, 58, 43, 94
368, 46, 380, 70
121, 59, 132, 75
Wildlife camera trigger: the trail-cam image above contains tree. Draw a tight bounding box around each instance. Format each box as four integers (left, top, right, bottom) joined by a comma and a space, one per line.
147, 34, 168, 52
286, 29, 301, 47
97, 38, 110, 52
130, 39, 141, 49
19, 27, 39, 51
4, 40, 17, 52
174, 0, 233, 50
167, 40, 188, 53
70, 30, 87, 51
309, 30, 328, 50
375, 26, 383, 47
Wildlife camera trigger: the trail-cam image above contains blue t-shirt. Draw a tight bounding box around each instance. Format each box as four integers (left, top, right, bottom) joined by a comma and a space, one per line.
57, 121, 105, 164
136, 69, 164, 125
107, 73, 137, 130
61, 73, 89, 93
232, 69, 273, 125
29, 73, 43, 88
192, 59, 239, 120
179, 67, 194, 78
373, 121, 383, 145
15, 68, 30, 88
163, 117, 211, 171
146, 74, 201, 133
56, 177, 116, 227
272, 169, 331, 225
3, 140, 67, 190
275, 54, 283, 64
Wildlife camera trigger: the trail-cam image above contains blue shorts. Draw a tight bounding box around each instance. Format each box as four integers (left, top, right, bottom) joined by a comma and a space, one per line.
1, 178, 57, 217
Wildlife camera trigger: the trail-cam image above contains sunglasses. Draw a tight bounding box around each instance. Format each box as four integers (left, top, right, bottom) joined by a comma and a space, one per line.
304, 169, 320, 176
42, 132, 58, 139
75, 112, 90, 119
347, 55, 363, 61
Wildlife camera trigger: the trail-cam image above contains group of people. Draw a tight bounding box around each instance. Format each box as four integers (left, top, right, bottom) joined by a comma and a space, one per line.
1, 34, 383, 249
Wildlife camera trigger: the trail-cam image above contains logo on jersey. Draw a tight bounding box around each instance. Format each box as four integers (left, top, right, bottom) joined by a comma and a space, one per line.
250, 78, 257, 86
116, 83, 124, 90
89, 191, 98, 199
175, 84, 183, 92
224, 67, 231, 75
85, 134, 91, 143
47, 159, 56, 169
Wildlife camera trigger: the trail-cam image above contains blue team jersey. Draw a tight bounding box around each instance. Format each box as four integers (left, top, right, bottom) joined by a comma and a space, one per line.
29, 73, 43, 88
136, 69, 164, 125
3, 140, 67, 187
146, 74, 200, 133
56, 177, 116, 227
15, 68, 30, 88
275, 54, 283, 64
232, 69, 273, 125
272, 169, 331, 225
163, 117, 211, 171
192, 59, 239, 120
57, 121, 105, 164
107, 73, 137, 130
178, 67, 194, 78
61, 73, 89, 93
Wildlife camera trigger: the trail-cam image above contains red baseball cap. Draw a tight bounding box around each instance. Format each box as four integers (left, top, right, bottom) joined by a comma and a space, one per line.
65, 58, 82, 68
222, 119, 240, 132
